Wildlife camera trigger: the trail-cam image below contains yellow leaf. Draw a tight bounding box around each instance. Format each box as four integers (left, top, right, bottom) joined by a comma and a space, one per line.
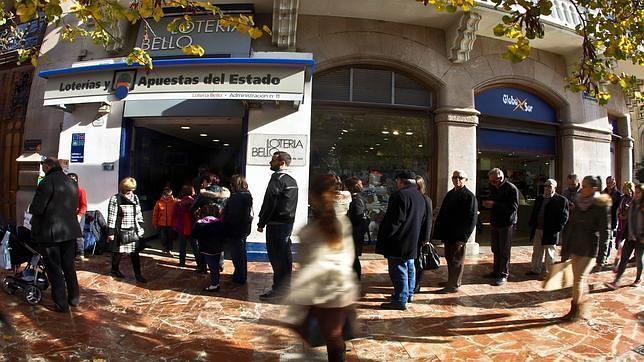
152, 7, 164, 22
262, 25, 273, 36
248, 27, 263, 39
31, 55, 38, 67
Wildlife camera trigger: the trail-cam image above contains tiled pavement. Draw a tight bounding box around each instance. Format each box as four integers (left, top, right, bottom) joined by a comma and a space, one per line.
1, 246, 642, 361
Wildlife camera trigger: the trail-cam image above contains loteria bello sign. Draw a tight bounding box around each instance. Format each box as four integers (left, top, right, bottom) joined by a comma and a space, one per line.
43, 65, 305, 105
135, 14, 251, 58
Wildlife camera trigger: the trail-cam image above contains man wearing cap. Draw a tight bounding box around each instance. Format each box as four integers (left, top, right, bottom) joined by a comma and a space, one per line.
526, 179, 569, 277
376, 170, 430, 310
482, 168, 519, 286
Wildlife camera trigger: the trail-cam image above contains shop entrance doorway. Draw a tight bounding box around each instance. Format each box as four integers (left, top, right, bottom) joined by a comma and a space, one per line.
127, 117, 245, 211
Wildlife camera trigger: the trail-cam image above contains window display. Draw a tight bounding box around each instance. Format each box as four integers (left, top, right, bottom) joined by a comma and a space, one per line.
310, 108, 431, 238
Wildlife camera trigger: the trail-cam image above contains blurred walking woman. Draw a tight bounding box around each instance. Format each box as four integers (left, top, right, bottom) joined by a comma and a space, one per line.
285, 175, 358, 362
107, 177, 147, 283
562, 176, 611, 321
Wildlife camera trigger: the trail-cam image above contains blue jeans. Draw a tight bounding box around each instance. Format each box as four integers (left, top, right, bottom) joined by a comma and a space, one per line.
387, 257, 415, 306
158, 226, 174, 251
203, 253, 222, 286
227, 237, 247, 283
266, 223, 294, 292
178, 234, 203, 269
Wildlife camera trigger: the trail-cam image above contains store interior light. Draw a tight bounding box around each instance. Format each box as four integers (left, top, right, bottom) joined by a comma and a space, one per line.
392, 130, 400, 136
223, 143, 230, 147
405, 132, 414, 135
418, 144, 423, 148
381, 130, 390, 134
212, 139, 220, 142
341, 129, 349, 133
369, 147, 374, 150
181, 126, 191, 130
200, 133, 208, 137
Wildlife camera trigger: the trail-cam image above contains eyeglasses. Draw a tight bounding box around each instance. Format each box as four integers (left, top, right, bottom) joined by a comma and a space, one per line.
452, 176, 464, 180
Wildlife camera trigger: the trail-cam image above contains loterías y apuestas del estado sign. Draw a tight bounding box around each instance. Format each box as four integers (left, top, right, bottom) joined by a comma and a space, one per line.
43, 65, 305, 105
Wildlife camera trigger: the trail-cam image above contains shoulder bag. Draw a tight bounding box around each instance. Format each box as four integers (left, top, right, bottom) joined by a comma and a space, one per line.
418, 242, 440, 271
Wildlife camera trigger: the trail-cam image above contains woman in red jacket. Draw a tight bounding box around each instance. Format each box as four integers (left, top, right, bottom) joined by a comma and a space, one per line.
153, 187, 177, 254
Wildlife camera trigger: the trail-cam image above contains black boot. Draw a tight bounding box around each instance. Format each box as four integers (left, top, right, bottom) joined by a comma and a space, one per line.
327, 347, 346, 362
111, 253, 124, 278
131, 253, 147, 283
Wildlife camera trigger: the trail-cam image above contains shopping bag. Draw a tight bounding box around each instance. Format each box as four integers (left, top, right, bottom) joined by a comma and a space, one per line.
542, 259, 574, 291
0, 230, 12, 270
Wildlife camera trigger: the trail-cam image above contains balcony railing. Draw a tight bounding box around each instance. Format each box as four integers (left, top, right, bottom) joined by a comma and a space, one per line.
477, 0, 582, 30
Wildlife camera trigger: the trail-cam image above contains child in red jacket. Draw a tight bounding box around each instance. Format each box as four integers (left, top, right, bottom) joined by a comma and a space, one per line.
153, 187, 177, 254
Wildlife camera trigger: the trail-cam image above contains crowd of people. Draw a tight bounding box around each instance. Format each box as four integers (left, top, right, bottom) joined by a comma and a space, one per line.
19, 153, 644, 362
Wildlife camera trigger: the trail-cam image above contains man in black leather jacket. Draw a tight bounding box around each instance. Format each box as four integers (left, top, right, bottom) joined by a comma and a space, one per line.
257, 151, 298, 301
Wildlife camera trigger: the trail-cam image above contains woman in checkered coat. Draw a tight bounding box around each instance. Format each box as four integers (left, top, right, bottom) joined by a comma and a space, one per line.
107, 177, 147, 283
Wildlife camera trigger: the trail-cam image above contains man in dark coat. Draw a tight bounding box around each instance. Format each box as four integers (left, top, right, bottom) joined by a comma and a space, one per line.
599, 176, 623, 268
29, 157, 82, 312
257, 151, 298, 301
526, 179, 569, 276
482, 168, 519, 286
433, 170, 477, 293
561, 174, 581, 261
376, 170, 429, 310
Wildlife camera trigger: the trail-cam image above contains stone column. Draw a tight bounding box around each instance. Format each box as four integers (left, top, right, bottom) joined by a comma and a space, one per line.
434, 107, 479, 256
620, 137, 634, 182
560, 124, 612, 179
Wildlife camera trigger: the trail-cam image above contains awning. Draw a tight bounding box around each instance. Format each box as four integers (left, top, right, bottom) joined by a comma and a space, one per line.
39, 57, 314, 107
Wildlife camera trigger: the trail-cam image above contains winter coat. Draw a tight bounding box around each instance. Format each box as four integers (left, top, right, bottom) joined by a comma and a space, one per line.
602, 187, 623, 230
29, 166, 82, 244
566, 193, 611, 258
173, 196, 195, 236
191, 216, 226, 255
489, 180, 520, 227
223, 189, 253, 239
348, 193, 369, 256
152, 196, 177, 227
528, 193, 569, 245
107, 193, 144, 238
286, 192, 358, 308
627, 200, 644, 242
258, 171, 299, 227
191, 185, 231, 218
434, 186, 477, 243
376, 184, 429, 260
76, 185, 87, 218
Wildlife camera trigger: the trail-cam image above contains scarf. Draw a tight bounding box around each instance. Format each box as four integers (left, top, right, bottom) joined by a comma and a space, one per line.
575, 192, 597, 211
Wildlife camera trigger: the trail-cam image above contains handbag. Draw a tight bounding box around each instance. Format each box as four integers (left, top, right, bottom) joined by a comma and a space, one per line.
418, 242, 440, 270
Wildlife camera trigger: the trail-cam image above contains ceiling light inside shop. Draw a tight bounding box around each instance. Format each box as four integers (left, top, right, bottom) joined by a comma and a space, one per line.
545, 162, 549, 165
405, 132, 414, 135
212, 139, 220, 142
341, 129, 349, 133
418, 144, 423, 148
375, 143, 381, 146
369, 147, 374, 150
381, 131, 390, 134
223, 143, 230, 147
181, 126, 191, 130
384, 138, 389, 141
392, 130, 400, 136
200, 133, 208, 137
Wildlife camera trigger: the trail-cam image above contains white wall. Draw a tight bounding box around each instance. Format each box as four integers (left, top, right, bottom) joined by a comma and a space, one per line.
245, 79, 312, 245
57, 102, 123, 217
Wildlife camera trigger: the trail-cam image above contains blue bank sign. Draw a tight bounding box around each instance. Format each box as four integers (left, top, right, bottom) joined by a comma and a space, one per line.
475, 87, 557, 123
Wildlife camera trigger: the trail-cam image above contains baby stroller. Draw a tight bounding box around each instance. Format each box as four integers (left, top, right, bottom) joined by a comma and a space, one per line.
1, 226, 49, 305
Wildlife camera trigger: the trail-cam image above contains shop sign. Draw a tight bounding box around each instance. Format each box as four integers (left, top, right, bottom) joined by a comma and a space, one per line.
475, 87, 557, 123
43, 65, 305, 105
247, 134, 307, 166
135, 14, 251, 58
70, 133, 85, 163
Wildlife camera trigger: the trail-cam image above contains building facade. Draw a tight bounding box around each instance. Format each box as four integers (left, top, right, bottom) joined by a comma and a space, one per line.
13, 0, 639, 258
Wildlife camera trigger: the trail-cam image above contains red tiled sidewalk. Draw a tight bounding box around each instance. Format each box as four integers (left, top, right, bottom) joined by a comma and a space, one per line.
1, 246, 642, 361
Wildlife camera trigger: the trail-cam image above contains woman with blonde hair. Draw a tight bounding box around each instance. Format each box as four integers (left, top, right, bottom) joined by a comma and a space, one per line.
285, 175, 358, 361
107, 177, 147, 283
